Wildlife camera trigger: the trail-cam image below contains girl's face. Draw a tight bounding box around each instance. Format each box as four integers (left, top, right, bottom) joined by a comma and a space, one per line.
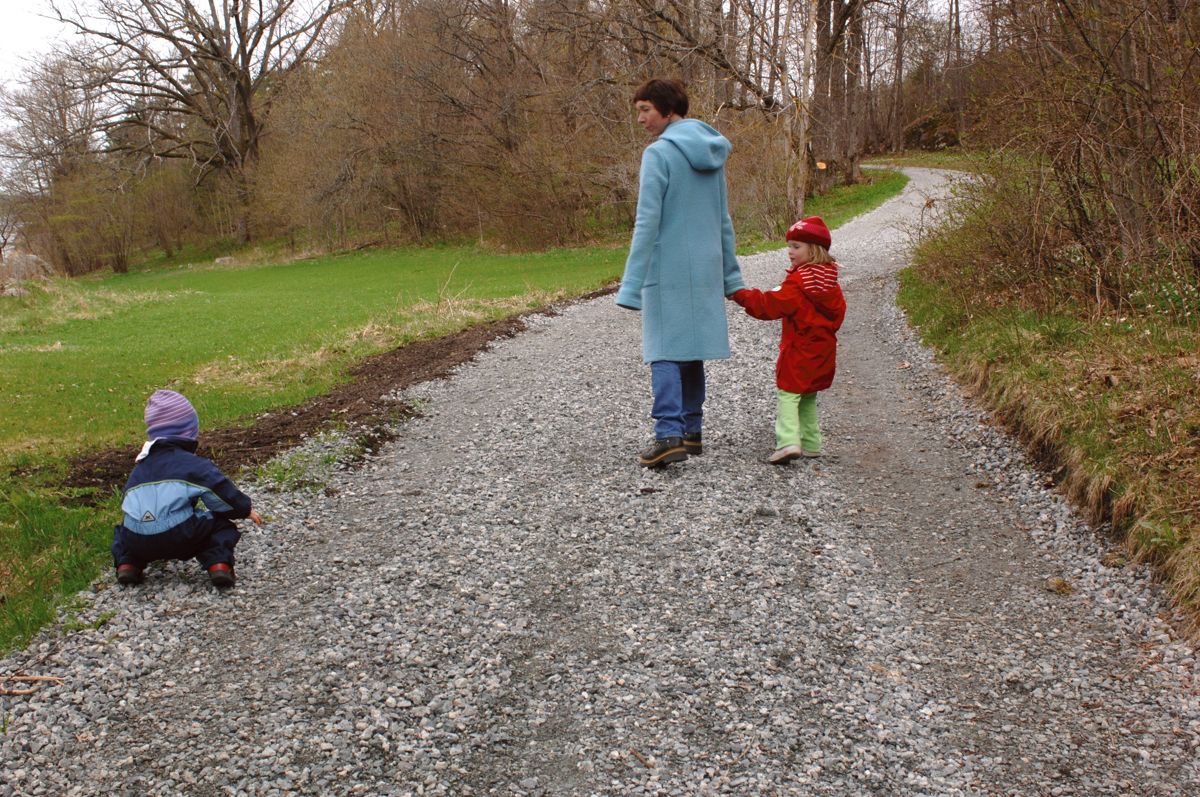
635, 101, 673, 136
787, 240, 811, 267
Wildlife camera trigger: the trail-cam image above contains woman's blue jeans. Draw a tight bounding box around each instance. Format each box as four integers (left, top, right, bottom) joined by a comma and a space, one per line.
650, 360, 705, 439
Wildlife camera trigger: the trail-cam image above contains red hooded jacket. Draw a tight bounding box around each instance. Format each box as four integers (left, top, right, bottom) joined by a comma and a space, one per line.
732, 261, 846, 394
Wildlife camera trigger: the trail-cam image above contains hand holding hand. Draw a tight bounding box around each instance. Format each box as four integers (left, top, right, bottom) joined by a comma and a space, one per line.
728, 289, 752, 306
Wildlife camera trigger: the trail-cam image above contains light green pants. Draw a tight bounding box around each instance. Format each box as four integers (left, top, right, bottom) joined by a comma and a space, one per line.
775, 389, 821, 453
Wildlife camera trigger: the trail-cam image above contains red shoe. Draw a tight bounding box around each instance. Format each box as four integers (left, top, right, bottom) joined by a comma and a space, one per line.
207, 563, 235, 588
116, 563, 144, 585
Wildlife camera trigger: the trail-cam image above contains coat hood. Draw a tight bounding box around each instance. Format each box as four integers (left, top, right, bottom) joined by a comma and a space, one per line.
135, 436, 198, 462
659, 118, 731, 171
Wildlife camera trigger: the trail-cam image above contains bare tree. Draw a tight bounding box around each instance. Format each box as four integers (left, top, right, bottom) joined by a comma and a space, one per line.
618, 0, 787, 111
0, 195, 17, 264
607, 0, 820, 219
0, 54, 115, 273
2, 0, 959, 257
51, 0, 352, 242
0, 53, 103, 194
809, 0, 871, 192
787, 0, 819, 216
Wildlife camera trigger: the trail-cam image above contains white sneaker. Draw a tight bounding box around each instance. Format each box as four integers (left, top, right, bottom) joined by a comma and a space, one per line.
768, 445, 803, 464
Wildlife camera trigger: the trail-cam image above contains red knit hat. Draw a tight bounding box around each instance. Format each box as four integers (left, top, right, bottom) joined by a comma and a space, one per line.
785, 216, 831, 249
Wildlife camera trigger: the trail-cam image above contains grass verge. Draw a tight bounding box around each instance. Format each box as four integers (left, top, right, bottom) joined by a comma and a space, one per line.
864, 148, 979, 171
0, 172, 911, 654
898, 270, 1200, 627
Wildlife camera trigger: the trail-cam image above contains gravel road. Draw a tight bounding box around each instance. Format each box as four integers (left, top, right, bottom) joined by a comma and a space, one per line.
2, 168, 1197, 796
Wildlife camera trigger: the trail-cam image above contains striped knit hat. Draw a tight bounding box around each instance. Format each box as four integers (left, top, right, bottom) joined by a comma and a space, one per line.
145, 389, 199, 440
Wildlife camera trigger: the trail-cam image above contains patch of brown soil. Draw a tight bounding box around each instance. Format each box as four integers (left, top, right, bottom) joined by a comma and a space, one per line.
63, 299, 583, 497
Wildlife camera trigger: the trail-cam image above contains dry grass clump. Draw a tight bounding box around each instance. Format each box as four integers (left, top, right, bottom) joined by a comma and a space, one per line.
189, 290, 568, 392
191, 350, 337, 390
0, 278, 190, 335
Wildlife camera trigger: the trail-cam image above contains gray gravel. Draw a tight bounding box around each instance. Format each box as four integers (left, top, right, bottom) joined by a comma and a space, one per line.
2, 168, 1197, 795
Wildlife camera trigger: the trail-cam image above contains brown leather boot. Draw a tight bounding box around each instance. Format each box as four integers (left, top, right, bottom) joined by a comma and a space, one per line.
638, 437, 687, 467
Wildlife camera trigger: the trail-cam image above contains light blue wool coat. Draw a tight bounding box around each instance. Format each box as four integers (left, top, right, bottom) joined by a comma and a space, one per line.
616, 118, 746, 363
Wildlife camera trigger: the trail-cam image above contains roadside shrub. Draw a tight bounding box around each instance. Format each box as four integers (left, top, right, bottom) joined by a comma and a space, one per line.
947, 2, 1200, 325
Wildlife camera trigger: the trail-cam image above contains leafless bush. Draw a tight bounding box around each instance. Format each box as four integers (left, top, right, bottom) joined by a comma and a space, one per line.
949, 0, 1200, 322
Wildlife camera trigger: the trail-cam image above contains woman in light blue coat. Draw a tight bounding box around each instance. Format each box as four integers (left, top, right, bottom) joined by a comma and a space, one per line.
616, 78, 746, 467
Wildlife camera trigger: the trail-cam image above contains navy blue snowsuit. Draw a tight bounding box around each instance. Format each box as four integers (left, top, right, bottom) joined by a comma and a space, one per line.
112, 438, 252, 569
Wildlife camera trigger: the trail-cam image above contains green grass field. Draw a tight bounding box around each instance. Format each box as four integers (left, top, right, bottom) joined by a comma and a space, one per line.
1, 246, 628, 458
0, 170, 909, 652
864, 148, 978, 171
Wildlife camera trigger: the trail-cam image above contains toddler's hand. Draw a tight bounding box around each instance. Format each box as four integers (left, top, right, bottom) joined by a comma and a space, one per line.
729, 289, 751, 306
249, 509, 264, 526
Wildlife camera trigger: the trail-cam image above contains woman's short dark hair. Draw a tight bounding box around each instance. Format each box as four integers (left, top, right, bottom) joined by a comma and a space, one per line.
632, 78, 689, 118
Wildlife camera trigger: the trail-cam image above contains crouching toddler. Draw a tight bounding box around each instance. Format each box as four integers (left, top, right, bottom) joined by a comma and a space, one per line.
113, 389, 262, 588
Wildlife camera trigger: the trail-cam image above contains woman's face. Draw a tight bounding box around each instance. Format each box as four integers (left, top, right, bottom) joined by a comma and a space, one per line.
787, 240, 812, 267
635, 101, 673, 136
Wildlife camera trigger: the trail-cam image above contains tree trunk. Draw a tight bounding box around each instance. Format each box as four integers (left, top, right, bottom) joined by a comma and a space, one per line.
234, 169, 253, 245
154, 226, 176, 258
790, 0, 819, 217
891, 0, 907, 152
949, 0, 963, 135
842, 3, 864, 185
811, 0, 834, 194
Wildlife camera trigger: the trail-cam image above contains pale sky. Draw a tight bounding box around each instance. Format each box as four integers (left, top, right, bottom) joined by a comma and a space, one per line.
0, 1, 74, 89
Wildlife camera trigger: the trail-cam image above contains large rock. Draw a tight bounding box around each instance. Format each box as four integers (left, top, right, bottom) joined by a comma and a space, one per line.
904, 112, 960, 151
1, 250, 54, 281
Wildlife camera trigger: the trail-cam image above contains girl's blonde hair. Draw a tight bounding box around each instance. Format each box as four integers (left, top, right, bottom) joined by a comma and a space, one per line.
801, 243, 834, 264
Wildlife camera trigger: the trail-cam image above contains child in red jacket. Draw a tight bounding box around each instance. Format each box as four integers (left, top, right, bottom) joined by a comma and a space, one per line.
730, 216, 846, 464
